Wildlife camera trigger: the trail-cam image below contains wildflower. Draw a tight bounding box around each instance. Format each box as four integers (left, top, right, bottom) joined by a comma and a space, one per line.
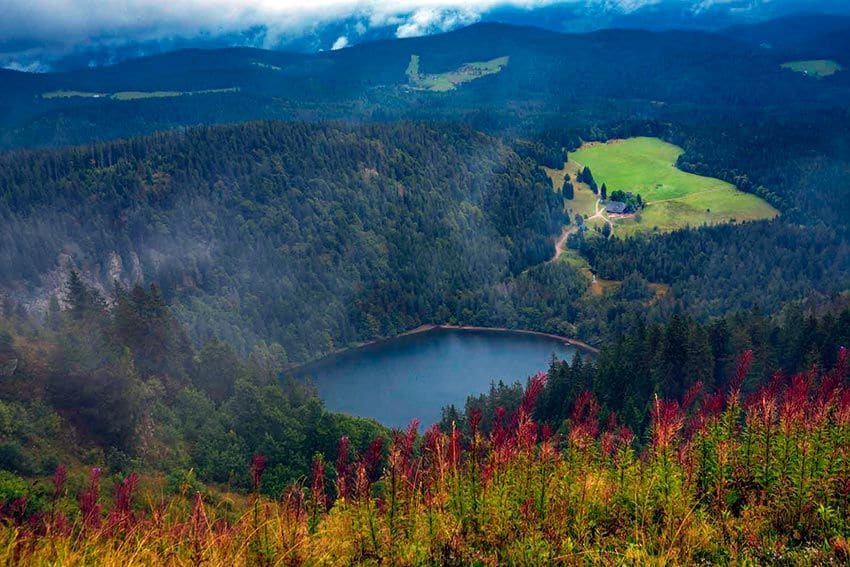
78, 467, 102, 530
836, 389, 850, 425
362, 436, 385, 481
354, 461, 370, 500
781, 371, 811, 430
449, 422, 461, 471
6, 496, 27, 523
189, 491, 209, 550
282, 485, 306, 522
52, 463, 67, 501
600, 412, 619, 457
651, 397, 683, 451
335, 436, 351, 500
682, 381, 704, 411
491, 406, 510, 450
468, 406, 482, 437
569, 390, 599, 450
311, 455, 327, 513
696, 389, 725, 431
521, 371, 547, 415
516, 409, 538, 453
107, 472, 140, 531
835, 345, 848, 380
745, 372, 782, 429
250, 453, 267, 493
728, 349, 753, 404
540, 423, 553, 443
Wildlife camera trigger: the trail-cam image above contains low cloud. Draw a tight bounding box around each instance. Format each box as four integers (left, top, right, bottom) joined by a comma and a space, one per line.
395, 7, 482, 38
0, 1, 781, 70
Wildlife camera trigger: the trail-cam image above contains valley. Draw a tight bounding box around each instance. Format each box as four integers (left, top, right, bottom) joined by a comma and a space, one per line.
1, 7, 850, 564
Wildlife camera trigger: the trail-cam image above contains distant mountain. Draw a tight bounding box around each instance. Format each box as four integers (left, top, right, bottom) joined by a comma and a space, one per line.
3, 19, 850, 150
6, 3, 850, 73
721, 12, 850, 52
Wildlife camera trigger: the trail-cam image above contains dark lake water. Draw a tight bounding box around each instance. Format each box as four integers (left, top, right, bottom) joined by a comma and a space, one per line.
296, 328, 579, 429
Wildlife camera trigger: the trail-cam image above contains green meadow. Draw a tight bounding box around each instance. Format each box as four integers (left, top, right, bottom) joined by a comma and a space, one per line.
41, 90, 107, 99
43, 87, 238, 101
568, 137, 778, 236
781, 59, 843, 78
406, 55, 509, 92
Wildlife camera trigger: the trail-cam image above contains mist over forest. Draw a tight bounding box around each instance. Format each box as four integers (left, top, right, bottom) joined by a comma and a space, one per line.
1, 1, 850, 564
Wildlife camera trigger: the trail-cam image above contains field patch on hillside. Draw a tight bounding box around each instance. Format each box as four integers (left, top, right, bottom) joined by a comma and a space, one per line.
41, 90, 107, 99
406, 55, 508, 92
568, 137, 778, 237
781, 59, 843, 78
43, 87, 239, 101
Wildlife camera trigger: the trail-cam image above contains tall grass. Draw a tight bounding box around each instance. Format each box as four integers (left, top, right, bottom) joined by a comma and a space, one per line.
2, 349, 849, 565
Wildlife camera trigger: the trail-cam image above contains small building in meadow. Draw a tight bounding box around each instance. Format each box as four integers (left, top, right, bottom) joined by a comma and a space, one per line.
606, 201, 629, 214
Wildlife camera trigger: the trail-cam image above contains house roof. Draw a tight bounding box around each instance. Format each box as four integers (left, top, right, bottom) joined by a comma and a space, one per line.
606, 201, 628, 214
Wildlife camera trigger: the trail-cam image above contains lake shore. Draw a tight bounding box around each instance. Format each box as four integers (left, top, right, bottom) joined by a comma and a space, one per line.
398, 324, 600, 354
293, 324, 599, 372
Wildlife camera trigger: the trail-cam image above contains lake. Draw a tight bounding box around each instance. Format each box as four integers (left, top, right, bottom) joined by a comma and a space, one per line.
296, 328, 580, 428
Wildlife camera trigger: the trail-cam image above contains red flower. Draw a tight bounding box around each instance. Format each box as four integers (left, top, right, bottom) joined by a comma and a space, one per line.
468, 407, 482, 437
311, 455, 327, 513
335, 437, 351, 500
78, 467, 102, 530
107, 472, 140, 532
728, 349, 753, 403
569, 390, 599, 450
250, 453, 267, 492
361, 436, 385, 481
651, 397, 683, 451
521, 371, 547, 415
52, 464, 67, 501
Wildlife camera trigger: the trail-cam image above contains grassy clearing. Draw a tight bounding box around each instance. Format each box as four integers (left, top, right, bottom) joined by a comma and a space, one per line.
110, 90, 183, 100
571, 137, 730, 201
406, 55, 508, 92
543, 161, 597, 220
43, 87, 239, 101
568, 137, 778, 236
781, 59, 843, 78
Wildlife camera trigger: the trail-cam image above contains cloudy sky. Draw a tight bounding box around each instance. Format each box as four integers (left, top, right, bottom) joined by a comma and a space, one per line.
0, 0, 843, 71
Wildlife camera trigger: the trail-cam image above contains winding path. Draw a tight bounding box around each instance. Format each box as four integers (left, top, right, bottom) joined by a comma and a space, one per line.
550, 198, 614, 263
587, 198, 615, 237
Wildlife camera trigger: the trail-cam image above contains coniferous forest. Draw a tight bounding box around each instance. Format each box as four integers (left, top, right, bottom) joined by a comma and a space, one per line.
1, 4, 850, 565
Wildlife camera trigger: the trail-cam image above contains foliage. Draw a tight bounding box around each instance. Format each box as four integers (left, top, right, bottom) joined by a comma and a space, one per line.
0, 121, 565, 364
2, 350, 849, 564
0, 274, 386, 491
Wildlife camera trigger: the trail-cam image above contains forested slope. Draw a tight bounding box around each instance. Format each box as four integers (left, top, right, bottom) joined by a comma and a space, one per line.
0, 121, 566, 363
0, 274, 385, 491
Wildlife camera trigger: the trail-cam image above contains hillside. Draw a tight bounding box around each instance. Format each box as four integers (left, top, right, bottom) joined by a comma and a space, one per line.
3, 20, 849, 151
0, 121, 567, 364
1, 340, 848, 564
1, 12, 850, 564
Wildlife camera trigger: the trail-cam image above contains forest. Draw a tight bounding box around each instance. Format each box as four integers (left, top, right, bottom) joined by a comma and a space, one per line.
0, 121, 566, 363
0, 10, 849, 564
0, 272, 385, 493
1, 317, 848, 563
